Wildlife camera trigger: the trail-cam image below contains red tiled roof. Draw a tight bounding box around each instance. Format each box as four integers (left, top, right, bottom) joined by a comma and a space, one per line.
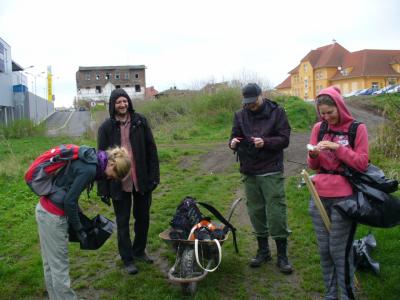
145, 86, 158, 97
331, 49, 400, 80
275, 75, 291, 89
301, 43, 350, 68
289, 65, 299, 74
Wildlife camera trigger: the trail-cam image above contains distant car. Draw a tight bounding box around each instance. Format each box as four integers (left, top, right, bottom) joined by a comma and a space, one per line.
354, 88, 369, 96
344, 89, 362, 97
387, 84, 400, 94
372, 85, 394, 95
357, 88, 376, 96
79, 107, 86, 111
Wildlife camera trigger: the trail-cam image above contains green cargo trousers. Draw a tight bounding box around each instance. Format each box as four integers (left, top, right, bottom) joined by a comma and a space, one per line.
243, 172, 290, 240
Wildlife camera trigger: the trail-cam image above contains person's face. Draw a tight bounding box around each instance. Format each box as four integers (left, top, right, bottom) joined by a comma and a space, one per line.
244, 96, 263, 111
318, 104, 339, 125
104, 161, 119, 180
114, 96, 129, 116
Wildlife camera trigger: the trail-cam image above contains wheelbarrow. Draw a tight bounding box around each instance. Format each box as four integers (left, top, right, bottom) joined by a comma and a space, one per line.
159, 198, 242, 295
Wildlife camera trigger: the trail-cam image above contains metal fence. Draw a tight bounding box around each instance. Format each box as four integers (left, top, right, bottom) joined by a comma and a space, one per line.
0, 91, 54, 125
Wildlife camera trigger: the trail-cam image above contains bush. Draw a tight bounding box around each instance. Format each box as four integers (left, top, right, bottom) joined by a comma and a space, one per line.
373, 96, 400, 160
0, 119, 46, 139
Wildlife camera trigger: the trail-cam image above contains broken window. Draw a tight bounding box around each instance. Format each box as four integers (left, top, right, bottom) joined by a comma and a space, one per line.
96, 74, 100, 80
135, 73, 139, 79
116, 85, 121, 88
135, 85, 141, 92
115, 73, 120, 80
96, 86, 102, 93
105, 73, 111, 80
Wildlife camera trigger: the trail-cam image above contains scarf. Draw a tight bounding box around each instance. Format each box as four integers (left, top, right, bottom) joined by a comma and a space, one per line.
96, 150, 108, 180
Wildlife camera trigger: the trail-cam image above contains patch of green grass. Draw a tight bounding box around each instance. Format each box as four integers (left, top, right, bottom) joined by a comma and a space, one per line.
1, 92, 399, 299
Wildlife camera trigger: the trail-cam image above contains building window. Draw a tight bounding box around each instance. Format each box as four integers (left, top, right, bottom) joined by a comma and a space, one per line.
96, 86, 102, 93
304, 64, 307, 72
135, 73, 139, 79
124, 73, 129, 79
116, 85, 120, 88
372, 82, 379, 90
125, 85, 130, 87
304, 79, 308, 90
96, 74, 100, 80
85, 73, 91, 80
115, 73, 120, 80
105, 73, 111, 80
135, 85, 141, 92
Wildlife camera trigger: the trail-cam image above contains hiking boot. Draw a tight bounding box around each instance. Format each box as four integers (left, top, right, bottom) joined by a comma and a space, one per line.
124, 262, 138, 275
133, 253, 154, 264
249, 237, 272, 268
275, 238, 293, 274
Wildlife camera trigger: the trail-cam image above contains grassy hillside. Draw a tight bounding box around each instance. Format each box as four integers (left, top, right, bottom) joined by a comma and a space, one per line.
0, 90, 399, 299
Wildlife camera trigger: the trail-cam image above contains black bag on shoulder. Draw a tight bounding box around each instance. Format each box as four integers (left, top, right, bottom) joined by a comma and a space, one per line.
318, 120, 400, 227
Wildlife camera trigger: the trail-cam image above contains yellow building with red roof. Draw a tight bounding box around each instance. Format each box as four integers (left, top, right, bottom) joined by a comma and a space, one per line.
275, 42, 400, 99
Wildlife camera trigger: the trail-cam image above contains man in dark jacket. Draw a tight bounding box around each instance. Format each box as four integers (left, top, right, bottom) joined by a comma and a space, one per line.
97, 88, 160, 275
229, 83, 293, 274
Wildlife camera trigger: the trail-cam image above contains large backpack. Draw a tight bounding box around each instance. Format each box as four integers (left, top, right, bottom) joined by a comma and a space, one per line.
169, 196, 239, 253
25, 144, 81, 196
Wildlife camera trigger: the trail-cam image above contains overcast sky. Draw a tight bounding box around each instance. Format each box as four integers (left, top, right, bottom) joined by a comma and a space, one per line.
1, 0, 399, 107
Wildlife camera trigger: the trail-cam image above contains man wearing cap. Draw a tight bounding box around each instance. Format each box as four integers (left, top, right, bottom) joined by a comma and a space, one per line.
229, 83, 293, 274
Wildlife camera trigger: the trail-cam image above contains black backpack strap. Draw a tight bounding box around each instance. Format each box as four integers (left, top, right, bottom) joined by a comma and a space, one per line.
197, 202, 239, 253
348, 121, 362, 149
318, 120, 361, 149
317, 120, 328, 142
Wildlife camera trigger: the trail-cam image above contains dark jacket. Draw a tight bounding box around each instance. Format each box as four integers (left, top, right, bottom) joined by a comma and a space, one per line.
49, 147, 98, 232
97, 88, 160, 199
230, 99, 291, 175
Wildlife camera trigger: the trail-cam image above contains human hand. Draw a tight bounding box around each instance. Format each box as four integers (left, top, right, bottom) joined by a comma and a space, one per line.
230, 137, 241, 149
251, 137, 264, 148
100, 196, 111, 206
317, 141, 340, 151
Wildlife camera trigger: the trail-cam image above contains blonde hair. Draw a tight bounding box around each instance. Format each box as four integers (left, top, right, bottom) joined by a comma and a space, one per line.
106, 146, 131, 180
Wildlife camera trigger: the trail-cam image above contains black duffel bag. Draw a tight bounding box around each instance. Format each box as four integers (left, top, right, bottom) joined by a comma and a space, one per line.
333, 163, 400, 228
69, 212, 115, 250
334, 192, 400, 228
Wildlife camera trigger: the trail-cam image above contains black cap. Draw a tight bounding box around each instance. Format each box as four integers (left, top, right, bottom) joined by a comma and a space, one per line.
242, 83, 262, 104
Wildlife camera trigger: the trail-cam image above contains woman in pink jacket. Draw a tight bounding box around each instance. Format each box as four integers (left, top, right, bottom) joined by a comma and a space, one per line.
307, 86, 369, 300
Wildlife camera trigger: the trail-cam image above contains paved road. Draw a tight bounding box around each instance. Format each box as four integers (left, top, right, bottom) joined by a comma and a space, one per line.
46, 111, 90, 137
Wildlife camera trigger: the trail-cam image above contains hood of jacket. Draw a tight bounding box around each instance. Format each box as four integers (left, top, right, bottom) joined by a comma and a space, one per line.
316, 86, 354, 130
108, 88, 135, 119
78, 146, 98, 164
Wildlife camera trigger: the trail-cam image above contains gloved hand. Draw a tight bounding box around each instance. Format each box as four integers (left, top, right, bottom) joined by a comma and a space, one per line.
77, 229, 89, 248
100, 196, 111, 206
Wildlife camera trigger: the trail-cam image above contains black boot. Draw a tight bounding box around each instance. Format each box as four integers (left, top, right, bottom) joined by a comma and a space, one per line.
249, 237, 272, 267
275, 238, 293, 274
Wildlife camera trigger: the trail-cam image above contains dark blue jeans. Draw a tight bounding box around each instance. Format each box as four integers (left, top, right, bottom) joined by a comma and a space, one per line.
112, 190, 152, 264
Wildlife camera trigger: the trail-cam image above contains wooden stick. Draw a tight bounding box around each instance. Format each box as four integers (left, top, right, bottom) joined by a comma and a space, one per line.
301, 170, 331, 230
301, 169, 360, 290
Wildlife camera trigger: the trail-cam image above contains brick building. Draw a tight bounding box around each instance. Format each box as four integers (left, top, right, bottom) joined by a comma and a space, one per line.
76, 65, 146, 102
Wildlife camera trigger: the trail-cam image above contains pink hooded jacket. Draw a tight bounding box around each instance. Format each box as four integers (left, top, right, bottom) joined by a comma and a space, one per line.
307, 86, 369, 198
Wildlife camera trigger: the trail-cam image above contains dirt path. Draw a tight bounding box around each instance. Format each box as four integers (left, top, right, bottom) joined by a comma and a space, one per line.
174, 104, 384, 298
